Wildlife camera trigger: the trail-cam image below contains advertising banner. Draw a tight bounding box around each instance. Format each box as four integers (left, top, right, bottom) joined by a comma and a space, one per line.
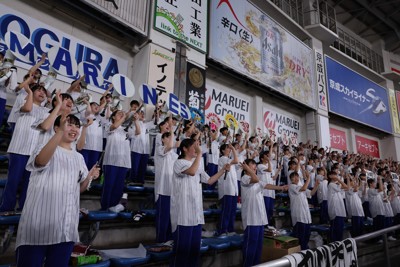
262, 107, 302, 141
0, 4, 129, 94
154, 0, 207, 53
325, 56, 392, 133
185, 62, 206, 116
147, 44, 175, 103
204, 85, 250, 125
388, 88, 400, 134
209, 0, 315, 107
396, 91, 400, 125
355, 135, 380, 158
329, 127, 347, 151
315, 49, 328, 111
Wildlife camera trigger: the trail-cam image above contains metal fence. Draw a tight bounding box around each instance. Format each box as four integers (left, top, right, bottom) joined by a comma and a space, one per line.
255, 224, 400, 267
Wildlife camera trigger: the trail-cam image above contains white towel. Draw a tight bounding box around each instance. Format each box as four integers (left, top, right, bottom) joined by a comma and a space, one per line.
284, 238, 358, 267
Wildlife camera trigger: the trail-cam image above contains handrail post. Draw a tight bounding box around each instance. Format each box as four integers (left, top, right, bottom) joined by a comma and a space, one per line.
383, 233, 390, 267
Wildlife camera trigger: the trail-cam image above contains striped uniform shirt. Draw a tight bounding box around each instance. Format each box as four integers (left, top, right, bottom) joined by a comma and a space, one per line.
288, 183, 312, 226
7, 90, 27, 124
345, 190, 364, 217
328, 182, 347, 220
368, 189, 385, 218
217, 156, 238, 199
257, 163, 275, 198
240, 174, 268, 229
16, 145, 88, 248
82, 114, 104, 152
130, 121, 155, 154
103, 125, 131, 168
170, 158, 209, 232
154, 145, 178, 201
208, 141, 219, 164
7, 103, 49, 155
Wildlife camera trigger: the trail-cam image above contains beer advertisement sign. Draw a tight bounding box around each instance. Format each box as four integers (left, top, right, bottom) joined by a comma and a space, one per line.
209, 0, 315, 108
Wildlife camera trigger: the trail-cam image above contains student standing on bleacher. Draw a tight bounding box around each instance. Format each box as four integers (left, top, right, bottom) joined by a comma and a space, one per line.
101, 110, 132, 210
345, 174, 365, 237
240, 159, 288, 267
327, 170, 348, 242
129, 105, 155, 185
15, 114, 99, 267
170, 138, 228, 267
316, 167, 329, 224
154, 121, 179, 243
288, 169, 319, 250
0, 79, 49, 212
217, 143, 239, 236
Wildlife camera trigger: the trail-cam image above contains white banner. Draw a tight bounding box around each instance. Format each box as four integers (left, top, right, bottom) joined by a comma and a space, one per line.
204, 85, 250, 124
154, 0, 207, 53
0, 4, 129, 94
209, 0, 315, 107
263, 107, 302, 141
315, 49, 328, 111
147, 44, 175, 103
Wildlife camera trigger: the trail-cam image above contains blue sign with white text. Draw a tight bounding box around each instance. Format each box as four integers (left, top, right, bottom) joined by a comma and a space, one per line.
325, 56, 392, 133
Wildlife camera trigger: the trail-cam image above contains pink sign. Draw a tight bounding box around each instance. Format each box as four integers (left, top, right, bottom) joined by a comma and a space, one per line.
355, 135, 380, 158
329, 128, 347, 151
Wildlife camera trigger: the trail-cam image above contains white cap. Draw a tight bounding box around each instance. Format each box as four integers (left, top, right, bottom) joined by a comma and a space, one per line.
122, 193, 128, 199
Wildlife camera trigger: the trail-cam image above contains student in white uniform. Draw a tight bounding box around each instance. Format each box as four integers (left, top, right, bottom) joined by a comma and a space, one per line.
368, 175, 386, 232
345, 175, 365, 237
288, 170, 319, 250
154, 130, 178, 243
327, 170, 348, 242
233, 140, 247, 196
316, 167, 329, 224
15, 114, 100, 267
101, 110, 131, 210
388, 182, 400, 226
257, 151, 278, 224
240, 159, 288, 267
170, 139, 228, 267
0, 81, 49, 212
129, 108, 155, 185
217, 143, 239, 235
206, 129, 219, 190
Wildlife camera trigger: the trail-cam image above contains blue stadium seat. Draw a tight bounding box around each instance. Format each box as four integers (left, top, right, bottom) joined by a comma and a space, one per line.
146, 245, 173, 261
275, 192, 289, 198
109, 254, 150, 266
118, 212, 133, 220
87, 211, 118, 221
0, 155, 8, 163
203, 209, 213, 216
83, 260, 111, 267
210, 209, 222, 215
202, 189, 218, 196
0, 215, 20, 225
202, 237, 231, 250
0, 179, 7, 188
200, 240, 209, 253
310, 224, 330, 233
142, 209, 156, 217
125, 185, 145, 192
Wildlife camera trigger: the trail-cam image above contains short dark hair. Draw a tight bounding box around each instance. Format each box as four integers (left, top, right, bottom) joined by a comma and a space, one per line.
54, 114, 81, 128
130, 100, 140, 107
289, 171, 299, 180
178, 138, 196, 159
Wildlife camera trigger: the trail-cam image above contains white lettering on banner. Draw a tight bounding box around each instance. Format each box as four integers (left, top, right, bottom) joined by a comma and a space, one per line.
139, 84, 190, 120
204, 86, 250, 124
0, 4, 129, 93
328, 78, 371, 106
263, 108, 301, 140
4, 31, 37, 64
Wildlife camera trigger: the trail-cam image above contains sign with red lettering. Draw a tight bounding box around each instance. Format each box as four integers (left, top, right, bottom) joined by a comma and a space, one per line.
329, 128, 347, 151
355, 135, 380, 158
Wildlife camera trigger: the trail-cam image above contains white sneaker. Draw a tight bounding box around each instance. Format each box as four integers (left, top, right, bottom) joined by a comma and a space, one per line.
388, 236, 397, 241
109, 204, 125, 213
228, 232, 237, 236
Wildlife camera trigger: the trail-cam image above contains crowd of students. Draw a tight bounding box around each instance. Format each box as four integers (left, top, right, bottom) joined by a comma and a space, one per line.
1, 51, 400, 267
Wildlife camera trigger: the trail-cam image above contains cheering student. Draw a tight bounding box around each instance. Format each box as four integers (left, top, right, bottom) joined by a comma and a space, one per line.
170, 139, 229, 267
327, 170, 348, 242
15, 114, 100, 267
7, 55, 46, 131
101, 110, 132, 210
154, 130, 178, 242
129, 106, 155, 185
316, 167, 329, 224
240, 159, 288, 267
217, 143, 239, 236
0, 79, 49, 212
257, 151, 280, 224
345, 174, 365, 237
288, 170, 319, 250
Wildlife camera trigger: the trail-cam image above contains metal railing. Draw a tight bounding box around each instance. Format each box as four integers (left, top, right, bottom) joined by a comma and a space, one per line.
255, 224, 400, 267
